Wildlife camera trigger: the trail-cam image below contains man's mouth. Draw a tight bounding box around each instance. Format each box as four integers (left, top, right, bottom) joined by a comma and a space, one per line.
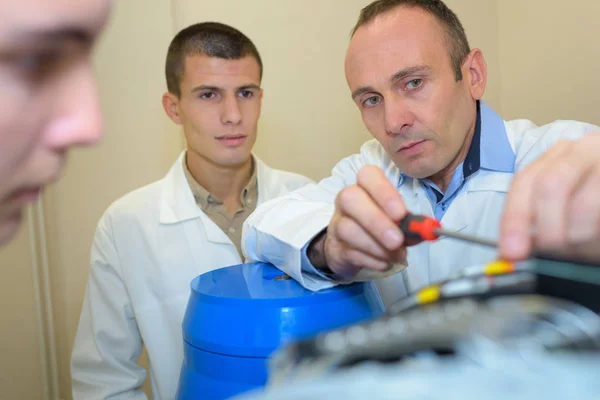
7, 186, 42, 204
216, 134, 248, 147
398, 139, 427, 153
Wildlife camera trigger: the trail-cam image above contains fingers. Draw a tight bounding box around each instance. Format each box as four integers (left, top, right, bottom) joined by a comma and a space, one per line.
323, 224, 393, 278
567, 164, 600, 245
357, 165, 407, 222
338, 249, 389, 274
501, 133, 600, 265
324, 165, 409, 278
533, 179, 600, 263
533, 141, 596, 251
332, 215, 392, 260
324, 228, 407, 279
335, 184, 404, 251
555, 154, 600, 263
499, 141, 571, 260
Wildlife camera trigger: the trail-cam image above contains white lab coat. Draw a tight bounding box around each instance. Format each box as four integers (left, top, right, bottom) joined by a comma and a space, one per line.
242, 119, 599, 307
71, 152, 313, 400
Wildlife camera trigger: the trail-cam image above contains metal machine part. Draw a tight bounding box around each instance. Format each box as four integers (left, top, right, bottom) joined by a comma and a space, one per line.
266, 259, 600, 388
268, 294, 600, 387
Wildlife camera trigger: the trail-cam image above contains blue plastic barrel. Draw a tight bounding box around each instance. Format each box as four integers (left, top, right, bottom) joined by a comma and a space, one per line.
176, 262, 384, 400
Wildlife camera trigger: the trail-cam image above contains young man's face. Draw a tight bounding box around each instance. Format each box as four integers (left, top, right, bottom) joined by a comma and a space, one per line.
0, 0, 110, 246
164, 54, 263, 169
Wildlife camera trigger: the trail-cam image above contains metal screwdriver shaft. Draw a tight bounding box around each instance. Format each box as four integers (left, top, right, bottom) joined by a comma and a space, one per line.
434, 228, 498, 248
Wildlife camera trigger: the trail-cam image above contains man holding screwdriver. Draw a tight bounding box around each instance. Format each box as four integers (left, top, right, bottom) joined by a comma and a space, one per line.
241, 0, 600, 306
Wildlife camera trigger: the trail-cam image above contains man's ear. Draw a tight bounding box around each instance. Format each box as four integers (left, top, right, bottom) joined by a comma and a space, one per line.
463, 48, 487, 100
162, 92, 182, 125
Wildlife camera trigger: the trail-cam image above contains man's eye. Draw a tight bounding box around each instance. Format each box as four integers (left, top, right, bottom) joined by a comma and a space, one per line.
16, 51, 61, 76
239, 90, 253, 98
200, 92, 216, 99
406, 79, 423, 89
362, 95, 381, 108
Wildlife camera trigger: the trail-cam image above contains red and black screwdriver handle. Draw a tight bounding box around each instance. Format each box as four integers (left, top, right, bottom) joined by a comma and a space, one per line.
398, 213, 442, 246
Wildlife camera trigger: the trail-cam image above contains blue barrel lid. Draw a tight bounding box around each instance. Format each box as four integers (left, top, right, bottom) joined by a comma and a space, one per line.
182, 262, 384, 357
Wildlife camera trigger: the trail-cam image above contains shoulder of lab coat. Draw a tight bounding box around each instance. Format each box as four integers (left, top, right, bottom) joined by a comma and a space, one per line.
242, 119, 599, 293
505, 118, 600, 169
254, 155, 315, 202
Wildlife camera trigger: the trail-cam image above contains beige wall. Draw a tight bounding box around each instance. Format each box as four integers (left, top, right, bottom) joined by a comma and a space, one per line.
2, 1, 599, 400
0, 211, 45, 400
498, 0, 600, 126
446, 0, 502, 114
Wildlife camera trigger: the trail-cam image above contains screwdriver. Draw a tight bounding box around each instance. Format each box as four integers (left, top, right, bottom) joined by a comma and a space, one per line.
399, 213, 497, 248
398, 213, 599, 266
358, 213, 498, 282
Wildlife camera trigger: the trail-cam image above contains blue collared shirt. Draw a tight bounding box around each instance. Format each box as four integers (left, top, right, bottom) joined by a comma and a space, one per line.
402, 101, 515, 219
301, 101, 516, 277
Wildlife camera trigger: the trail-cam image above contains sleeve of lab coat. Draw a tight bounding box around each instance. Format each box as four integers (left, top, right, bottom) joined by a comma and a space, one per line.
243, 148, 376, 291
71, 215, 148, 400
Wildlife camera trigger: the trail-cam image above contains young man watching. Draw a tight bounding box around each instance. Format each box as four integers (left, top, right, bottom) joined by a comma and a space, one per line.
71, 22, 312, 400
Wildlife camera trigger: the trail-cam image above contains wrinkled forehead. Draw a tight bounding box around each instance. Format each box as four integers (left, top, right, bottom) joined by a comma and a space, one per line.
0, 0, 111, 46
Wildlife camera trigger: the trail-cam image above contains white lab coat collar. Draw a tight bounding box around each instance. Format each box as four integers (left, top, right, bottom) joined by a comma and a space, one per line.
159, 152, 201, 224
159, 151, 270, 225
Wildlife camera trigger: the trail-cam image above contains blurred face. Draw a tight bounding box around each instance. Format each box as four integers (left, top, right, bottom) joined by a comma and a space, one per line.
0, 0, 109, 246
163, 54, 262, 169
345, 7, 486, 180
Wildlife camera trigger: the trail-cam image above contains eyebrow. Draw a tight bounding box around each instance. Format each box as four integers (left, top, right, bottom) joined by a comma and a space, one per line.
390, 65, 430, 82
351, 86, 376, 101
9, 26, 94, 47
238, 84, 261, 91
191, 83, 261, 93
191, 85, 220, 93
351, 65, 431, 100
